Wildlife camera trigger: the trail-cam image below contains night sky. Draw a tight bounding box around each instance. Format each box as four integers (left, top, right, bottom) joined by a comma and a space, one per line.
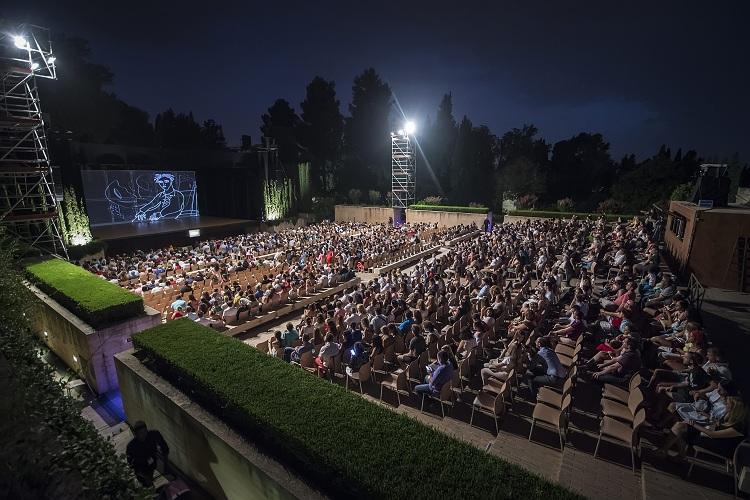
4, 1, 749, 160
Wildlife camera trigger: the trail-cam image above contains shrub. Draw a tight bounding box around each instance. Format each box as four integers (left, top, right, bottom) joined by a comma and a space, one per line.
348, 188, 362, 204
597, 198, 626, 214
0, 236, 148, 499
67, 239, 107, 262
409, 204, 488, 214
133, 320, 578, 500
505, 210, 635, 222
368, 189, 381, 205
25, 258, 143, 328
670, 182, 694, 201
556, 198, 575, 212
420, 196, 444, 205
516, 194, 539, 209
468, 202, 485, 208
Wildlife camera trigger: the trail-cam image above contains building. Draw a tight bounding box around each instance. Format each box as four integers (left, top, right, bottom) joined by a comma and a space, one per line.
665, 200, 750, 292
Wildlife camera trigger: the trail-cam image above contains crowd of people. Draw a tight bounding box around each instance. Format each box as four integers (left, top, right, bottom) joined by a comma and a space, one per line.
260, 213, 745, 474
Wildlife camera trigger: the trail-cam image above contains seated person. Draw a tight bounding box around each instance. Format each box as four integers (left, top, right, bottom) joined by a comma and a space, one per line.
315, 333, 340, 372
397, 325, 426, 367
550, 309, 584, 346
414, 350, 454, 396
286, 333, 314, 363
481, 332, 524, 385
591, 336, 641, 386
525, 337, 567, 397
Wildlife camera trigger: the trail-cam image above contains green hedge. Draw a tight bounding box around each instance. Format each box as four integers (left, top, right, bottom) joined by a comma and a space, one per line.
505, 210, 636, 222
0, 236, 148, 498
67, 239, 107, 261
25, 259, 142, 328
409, 204, 488, 214
134, 320, 578, 500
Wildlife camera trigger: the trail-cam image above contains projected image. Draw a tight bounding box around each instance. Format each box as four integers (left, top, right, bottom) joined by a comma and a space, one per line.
82, 170, 199, 226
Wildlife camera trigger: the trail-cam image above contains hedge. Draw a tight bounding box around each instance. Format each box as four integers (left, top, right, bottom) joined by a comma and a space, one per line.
67, 239, 107, 261
25, 258, 143, 328
0, 236, 148, 498
133, 320, 579, 500
409, 203, 488, 214
505, 210, 637, 222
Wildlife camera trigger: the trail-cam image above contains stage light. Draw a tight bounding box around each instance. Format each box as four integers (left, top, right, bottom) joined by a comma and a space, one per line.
404, 121, 416, 135
13, 35, 28, 49
30, 62, 39, 70
397, 129, 404, 136
47, 56, 56, 64
72, 355, 78, 363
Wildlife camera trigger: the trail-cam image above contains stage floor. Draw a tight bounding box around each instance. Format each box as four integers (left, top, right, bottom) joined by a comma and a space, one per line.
91, 216, 253, 241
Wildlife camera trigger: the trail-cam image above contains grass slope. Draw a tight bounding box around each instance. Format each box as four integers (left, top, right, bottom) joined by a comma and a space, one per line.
134, 320, 580, 500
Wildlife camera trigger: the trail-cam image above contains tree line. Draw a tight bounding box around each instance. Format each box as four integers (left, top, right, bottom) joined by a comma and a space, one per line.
42, 35, 747, 214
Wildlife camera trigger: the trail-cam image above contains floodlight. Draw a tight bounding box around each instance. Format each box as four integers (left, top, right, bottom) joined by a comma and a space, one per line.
404, 121, 416, 135
47, 56, 56, 64
13, 35, 28, 49
30, 62, 39, 70
397, 129, 404, 136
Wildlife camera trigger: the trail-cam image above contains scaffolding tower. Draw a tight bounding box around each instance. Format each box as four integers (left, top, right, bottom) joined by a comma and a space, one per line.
0, 23, 66, 257
391, 131, 416, 223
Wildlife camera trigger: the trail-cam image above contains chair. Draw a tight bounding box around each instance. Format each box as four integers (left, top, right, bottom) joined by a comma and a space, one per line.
602, 373, 642, 404
295, 351, 317, 374
457, 357, 472, 392
427, 341, 439, 363
379, 369, 410, 406
593, 408, 646, 473
687, 441, 747, 497
528, 394, 572, 450
405, 360, 422, 389
370, 354, 387, 382
470, 390, 506, 434
554, 335, 583, 357
601, 388, 644, 424
481, 377, 514, 410
420, 381, 454, 418
537, 376, 574, 410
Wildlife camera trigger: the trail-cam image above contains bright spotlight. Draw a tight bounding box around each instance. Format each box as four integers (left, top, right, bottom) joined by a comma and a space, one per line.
47, 56, 56, 64
397, 129, 404, 136
13, 35, 28, 49
30, 62, 39, 70
404, 121, 416, 135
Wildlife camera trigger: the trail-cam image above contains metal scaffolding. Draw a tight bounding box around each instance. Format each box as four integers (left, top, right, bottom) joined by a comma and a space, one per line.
0, 24, 66, 257
391, 131, 416, 210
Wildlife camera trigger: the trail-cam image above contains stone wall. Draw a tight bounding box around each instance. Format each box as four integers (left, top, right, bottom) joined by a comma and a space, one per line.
27, 283, 160, 394
115, 350, 327, 500
334, 205, 486, 227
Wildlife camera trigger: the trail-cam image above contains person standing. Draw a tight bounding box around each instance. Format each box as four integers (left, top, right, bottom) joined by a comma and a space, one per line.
126, 421, 170, 487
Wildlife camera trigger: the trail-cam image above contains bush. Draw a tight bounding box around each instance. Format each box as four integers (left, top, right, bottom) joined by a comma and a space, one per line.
505, 210, 635, 222
670, 182, 694, 201
556, 198, 574, 212
133, 320, 578, 500
516, 194, 539, 209
409, 204, 488, 214
0, 236, 148, 499
368, 190, 381, 205
419, 196, 444, 205
597, 198, 626, 214
25, 259, 143, 328
67, 239, 107, 262
348, 188, 362, 204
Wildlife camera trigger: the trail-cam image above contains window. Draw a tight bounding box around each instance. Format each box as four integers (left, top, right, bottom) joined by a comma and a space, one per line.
669, 213, 686, 240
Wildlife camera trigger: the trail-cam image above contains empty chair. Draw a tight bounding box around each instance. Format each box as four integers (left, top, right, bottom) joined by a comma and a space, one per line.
471, 389, 506, 434
379, 369, 410, 406
594, 408, 646, 473
601, 387, 644, 424
602, 373, 642, 404
537, 375, 574, 410
555, 335, 583, 357
370, 353, 387, 382
528, 394, 572, 450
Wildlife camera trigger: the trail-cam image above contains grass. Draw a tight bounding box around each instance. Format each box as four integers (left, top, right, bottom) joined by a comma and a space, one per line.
505, 210, 637, 221
133, 320, 580, 500
25, 258, 143, 328
409, 204, 488, 214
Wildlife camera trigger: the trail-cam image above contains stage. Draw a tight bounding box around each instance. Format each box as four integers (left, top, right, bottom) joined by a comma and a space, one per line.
91, 216, 255, 253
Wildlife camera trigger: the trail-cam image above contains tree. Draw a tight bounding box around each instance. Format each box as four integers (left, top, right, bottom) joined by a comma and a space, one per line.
420, 93, 457, 197
495, 124, 549, 205
548, 133, 613, 206
298, 77, 344, 193
498, 124, 549, 168
154, 109, 202, 148
449, 117, 497, 205
499, 157, 547, 198
342, 68, 392, 192
200, 119, 226, 149
38, 35, 153, 146
260, 99, 300, 165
